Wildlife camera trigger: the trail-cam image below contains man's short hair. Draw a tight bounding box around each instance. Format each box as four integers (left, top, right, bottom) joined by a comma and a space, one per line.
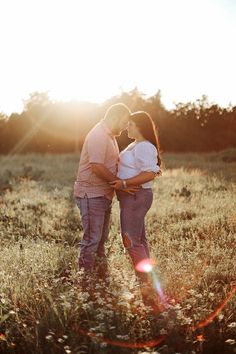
104, 103, 131, 121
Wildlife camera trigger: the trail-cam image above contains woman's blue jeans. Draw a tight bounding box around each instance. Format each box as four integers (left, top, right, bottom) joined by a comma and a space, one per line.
116, 188, 153, 274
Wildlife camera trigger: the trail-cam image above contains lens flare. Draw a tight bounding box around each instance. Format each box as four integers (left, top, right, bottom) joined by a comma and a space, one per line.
135, 258, 156, 273
136, 258, 167, 308
151, 272, 166, 305
74, 326, 165, 348
192, 284, 236, 331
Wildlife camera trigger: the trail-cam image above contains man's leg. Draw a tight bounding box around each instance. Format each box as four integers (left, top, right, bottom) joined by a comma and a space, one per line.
77, 196, 112, 273
96, 203, 112, 279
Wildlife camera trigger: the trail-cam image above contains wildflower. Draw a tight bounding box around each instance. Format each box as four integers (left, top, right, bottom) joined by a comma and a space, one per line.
183, 317, 192, 325
64, 345, 71, 353
100, 342, 107, 348
228, 322, 236, 328
122, 291, 135, 301
187, 289, 196, 295
116, 334, 130, 340
45, 335, 53, 341
174, 303, 182, 310
96, 313, 105, 321
225, 339, 235, 345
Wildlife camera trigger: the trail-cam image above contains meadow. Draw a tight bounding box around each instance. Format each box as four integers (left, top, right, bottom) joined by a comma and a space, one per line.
0, 150, 236, 354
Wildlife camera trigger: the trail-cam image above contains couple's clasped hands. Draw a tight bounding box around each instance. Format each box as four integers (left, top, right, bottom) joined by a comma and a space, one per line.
109, 179, 140, 195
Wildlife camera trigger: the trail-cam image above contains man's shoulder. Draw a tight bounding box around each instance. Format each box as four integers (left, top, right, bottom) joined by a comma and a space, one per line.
87, 122, 106, 139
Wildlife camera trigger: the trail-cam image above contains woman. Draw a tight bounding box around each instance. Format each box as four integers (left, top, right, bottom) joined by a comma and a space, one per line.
111, 111, 161, 285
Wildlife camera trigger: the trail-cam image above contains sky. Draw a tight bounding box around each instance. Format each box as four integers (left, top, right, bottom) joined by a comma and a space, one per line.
0, 0, 236, 115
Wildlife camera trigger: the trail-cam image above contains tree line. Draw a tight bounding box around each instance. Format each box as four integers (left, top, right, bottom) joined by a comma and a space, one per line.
0, 89, 235, 154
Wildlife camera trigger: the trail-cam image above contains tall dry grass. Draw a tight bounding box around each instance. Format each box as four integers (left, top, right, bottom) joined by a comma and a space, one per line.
0, 150, 235, 354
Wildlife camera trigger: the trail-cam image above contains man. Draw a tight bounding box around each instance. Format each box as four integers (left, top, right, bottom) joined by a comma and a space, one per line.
74, 103, 136, 282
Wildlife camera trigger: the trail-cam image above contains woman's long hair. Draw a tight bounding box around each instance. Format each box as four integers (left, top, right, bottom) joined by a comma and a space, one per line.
130, 111, 162, 168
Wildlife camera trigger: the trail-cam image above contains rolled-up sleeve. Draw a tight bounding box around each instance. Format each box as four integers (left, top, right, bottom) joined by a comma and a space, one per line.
134, 142, 160, 173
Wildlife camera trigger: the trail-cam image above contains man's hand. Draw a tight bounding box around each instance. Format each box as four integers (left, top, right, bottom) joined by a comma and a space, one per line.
109, 179, 123, 190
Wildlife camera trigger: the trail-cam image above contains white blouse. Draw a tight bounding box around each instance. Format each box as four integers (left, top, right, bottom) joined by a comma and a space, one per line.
117, 141, 160, 188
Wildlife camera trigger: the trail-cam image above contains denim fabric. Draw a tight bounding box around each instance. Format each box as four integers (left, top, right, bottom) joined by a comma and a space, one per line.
116, 189, 153, 269
76, 196, 112, 273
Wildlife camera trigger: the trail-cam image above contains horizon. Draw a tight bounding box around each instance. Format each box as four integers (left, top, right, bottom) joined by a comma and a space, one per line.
1, 88, 235, 118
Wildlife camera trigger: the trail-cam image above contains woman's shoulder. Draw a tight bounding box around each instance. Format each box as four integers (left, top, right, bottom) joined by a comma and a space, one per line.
122, 142, 136, 152
135, 141, 157, 152
136, 140, 154, 146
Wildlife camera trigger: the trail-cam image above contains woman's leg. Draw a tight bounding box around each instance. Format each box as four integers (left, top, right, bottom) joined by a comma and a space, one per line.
118, 189, 153, 272
118, 190, 160, 310
141, 223, 150, 258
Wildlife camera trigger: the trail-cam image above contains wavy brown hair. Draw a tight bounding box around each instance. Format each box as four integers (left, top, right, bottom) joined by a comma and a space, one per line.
130, 111, 162, 167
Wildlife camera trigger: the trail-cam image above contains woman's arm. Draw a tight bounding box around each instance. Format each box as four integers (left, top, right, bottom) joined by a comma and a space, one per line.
125, 171, 157, 185
111, 142, 161, 190
110, 171, 160, 190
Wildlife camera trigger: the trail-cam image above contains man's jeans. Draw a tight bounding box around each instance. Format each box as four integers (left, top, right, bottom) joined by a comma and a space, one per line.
76, 196, 112, 274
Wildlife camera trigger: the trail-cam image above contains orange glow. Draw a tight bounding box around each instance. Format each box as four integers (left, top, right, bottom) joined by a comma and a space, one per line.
192, 284, 236, 331
74, 326, 165, 348
196, 334, 205, 342
0, 333, 7, 341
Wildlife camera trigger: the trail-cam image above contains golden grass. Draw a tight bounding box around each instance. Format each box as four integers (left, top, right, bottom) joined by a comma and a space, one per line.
0, 150, 235, 353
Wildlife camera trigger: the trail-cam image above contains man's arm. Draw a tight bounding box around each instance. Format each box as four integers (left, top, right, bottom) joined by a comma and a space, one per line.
91, 163, 140, 194
90, 163, 117, 182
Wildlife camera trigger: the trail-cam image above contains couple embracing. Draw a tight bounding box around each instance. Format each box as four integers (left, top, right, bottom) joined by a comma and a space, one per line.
74, 103, 161, 307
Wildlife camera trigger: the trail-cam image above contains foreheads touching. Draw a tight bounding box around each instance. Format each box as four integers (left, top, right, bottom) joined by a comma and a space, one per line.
104, 103, 131, 136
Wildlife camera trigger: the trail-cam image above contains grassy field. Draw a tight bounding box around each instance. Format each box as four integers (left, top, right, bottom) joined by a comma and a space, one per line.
0, 150, 236, 354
